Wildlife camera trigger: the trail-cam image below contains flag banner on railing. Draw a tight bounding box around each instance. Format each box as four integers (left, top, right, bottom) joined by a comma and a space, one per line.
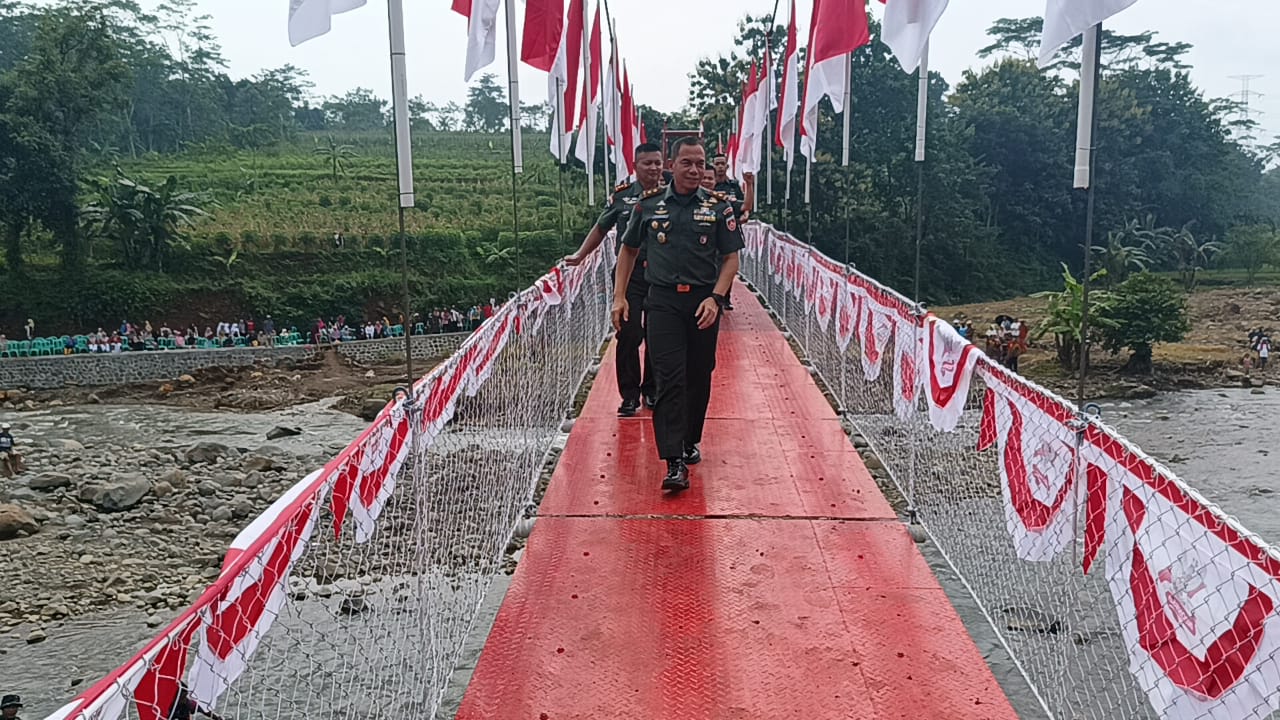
834, 278, 860, 353
349, 405, 411, 542
856, 288, 895, 382
814, 270, 837, 333
892, 315, 922, 420
978, 366, 1082, 563
191, 472, 327, 708
922, 315, 979, 432
1084, 428, 1280, 720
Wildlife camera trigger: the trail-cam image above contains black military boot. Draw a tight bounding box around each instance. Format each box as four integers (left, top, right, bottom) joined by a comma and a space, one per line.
682, 442, 702, 465
662, 458, 689, 492
618, 398, 640, 417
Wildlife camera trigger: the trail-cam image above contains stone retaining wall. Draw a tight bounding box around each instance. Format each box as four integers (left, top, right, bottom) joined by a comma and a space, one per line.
0, 346, 319, 391
332, 333, 471, 365
0, 333, 472, 391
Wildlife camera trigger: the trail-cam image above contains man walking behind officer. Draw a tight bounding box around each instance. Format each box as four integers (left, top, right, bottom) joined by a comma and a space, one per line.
566, 143, 666, 416
613, 137, 743, 492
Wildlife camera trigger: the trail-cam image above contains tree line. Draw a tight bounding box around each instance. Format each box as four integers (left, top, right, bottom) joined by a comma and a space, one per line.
678, 14, 1280, 304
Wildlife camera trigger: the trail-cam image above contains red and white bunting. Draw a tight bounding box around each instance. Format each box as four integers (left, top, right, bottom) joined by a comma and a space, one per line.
804, 253, 821, 315
1084, 431, 1280, 719
857, 288, 895, 382
892, 316, 923, 419
348, 403, 412, 543
814, 266, 838, 333
190, 471, 327, 709
833, 277, 860, 353
923, 315, 978, 432
978, 369, 1082, 562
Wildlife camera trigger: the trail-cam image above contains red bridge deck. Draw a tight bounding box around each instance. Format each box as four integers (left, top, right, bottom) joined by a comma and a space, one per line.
457, 284, 1018, 720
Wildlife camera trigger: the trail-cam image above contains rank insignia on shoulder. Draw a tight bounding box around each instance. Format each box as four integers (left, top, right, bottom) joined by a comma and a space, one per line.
614, 181, 631, 193
642, 187, 664, 199
710, 190, 728, 202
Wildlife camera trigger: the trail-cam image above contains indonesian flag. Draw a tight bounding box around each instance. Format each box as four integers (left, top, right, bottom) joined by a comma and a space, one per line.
549, 0, 583, 161
620, 66, 636, 178
520, 0, 563, 72
1084, 427, 1280, 719
572, 2, 602, 165
775, 0, 800, 167
881, 0, 949, 73
922, 315, 978, 432
834, 277, 860, 352
978, 368, 1082, 562
735, 63, 762, 180
190, 470, 328, 709
1040, 0, 1139, 68
857, 290, 895, 382
892, 316, 923, 420
800, 0, 870, 161
458, 0, 503, 82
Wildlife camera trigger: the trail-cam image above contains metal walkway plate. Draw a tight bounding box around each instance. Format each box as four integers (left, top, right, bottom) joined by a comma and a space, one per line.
457, 282, 1018, 719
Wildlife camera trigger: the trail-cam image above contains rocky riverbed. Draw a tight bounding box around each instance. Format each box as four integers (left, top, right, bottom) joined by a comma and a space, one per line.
0, 401, 368, 643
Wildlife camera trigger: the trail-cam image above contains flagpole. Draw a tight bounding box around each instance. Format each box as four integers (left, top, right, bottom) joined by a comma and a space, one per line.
912, 41, 929, 303
1075, 23, 1103, 409
582, 0, 595, 205
556, 76, 567, 243
503, 0, 523, 282
387, 0, 415, 386
841, 51, 851, 265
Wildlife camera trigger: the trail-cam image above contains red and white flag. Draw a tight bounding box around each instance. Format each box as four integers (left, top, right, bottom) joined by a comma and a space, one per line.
457, 0, 503, 82
834, 277, 860, 353
880, 0, 949, 73
776, 0, 801, 170
922, 315, 978, 432
978, 369, 1082, 562
799, 0, 870, 161
892, 316, 923, 419
347, 404, 412, 543
857, 290, 895, 382
572, 1, 602, 165
1040, 0, 1138, 67
520, 0, 563, 73
190, 472, 328, 708
620, 65, 636, 178
814, 266, 838, 333
548, 0, 583, 161
288, 0, 365, 46
1084, 430, 1280, 719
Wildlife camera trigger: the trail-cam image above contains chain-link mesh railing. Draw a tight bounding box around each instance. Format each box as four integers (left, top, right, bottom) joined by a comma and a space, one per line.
739, 222, 1280, 720
48, 244, 616, 720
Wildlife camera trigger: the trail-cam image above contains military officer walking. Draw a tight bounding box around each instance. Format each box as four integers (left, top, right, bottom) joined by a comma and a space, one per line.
566, 142, 665, 415
614, 137, 743, 492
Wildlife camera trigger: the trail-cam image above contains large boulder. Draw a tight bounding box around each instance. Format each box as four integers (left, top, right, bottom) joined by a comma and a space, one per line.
185, 442, 233, 465
84, 473, 153, 513
0, 504, 38, 539
266, 426, 302, 440
28, 472, 73, 491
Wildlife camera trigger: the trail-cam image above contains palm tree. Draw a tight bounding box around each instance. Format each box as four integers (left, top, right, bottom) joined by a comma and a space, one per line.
1166, 222, 1221, 290
314, 135, 358, 183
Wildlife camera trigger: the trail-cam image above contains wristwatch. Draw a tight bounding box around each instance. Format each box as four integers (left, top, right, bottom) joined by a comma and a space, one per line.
711, 293, 729, 310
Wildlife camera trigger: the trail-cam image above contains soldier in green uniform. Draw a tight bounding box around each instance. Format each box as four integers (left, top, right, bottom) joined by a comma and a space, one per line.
614, 136, 744, 492
565, 142, 665, 414
712, 153, 745, 205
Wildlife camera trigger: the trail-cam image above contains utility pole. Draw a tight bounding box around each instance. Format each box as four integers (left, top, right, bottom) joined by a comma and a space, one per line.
1228, 74, 1265, 146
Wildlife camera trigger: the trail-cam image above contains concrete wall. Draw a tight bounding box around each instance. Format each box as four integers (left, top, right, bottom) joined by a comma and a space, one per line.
332, 333, 470, 365
0, 346, 319, 391
0, 333, 473, 391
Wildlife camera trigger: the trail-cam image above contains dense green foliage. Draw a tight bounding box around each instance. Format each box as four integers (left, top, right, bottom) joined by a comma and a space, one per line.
0, 1, 1278, 336
1099, 273, 1190, 373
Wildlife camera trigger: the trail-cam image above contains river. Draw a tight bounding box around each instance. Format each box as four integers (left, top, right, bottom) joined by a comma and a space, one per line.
2, 388, 1277, 719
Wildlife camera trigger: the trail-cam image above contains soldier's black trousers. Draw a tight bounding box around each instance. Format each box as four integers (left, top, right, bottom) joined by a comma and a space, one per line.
645, 285, 721, 460
616, 275, 653, 404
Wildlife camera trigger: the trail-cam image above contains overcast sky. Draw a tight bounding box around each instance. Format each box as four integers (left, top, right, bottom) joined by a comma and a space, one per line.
46, 1, 1280, 141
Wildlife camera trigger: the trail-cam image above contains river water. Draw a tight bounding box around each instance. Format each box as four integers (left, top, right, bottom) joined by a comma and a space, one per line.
2, 388, 1277, 719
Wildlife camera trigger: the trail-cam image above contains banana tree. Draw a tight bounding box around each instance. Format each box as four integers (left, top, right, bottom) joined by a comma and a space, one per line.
1032, 264, 1117, 373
